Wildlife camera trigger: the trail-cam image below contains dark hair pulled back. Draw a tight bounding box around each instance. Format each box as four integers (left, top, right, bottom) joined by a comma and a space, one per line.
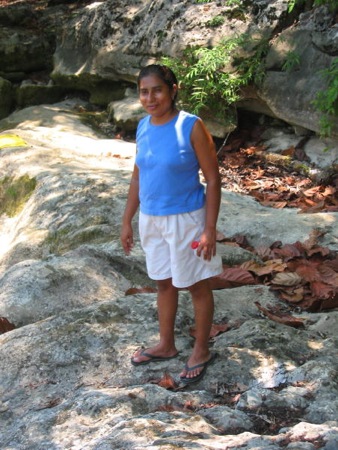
137, 64, 178, 104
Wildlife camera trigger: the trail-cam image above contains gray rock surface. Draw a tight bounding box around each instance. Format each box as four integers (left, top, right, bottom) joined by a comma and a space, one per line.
0, 101, 337, 449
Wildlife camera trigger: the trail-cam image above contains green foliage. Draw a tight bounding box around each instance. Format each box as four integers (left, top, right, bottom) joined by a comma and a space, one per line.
225, 0, 243, 5
225, 0, 246, 18
313, 0, 338, 10
288, 0, 338, 12
161, 35, 269, 118
282, 51, 301, 72
313, 58, 338, 137
206, 15, 225, 27
194, 0, 213, 3
287, 0, 302, 13
0, 175, 37, 217
235, 36, 270, 85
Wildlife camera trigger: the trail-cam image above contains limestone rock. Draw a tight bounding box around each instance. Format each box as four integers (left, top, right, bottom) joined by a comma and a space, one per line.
0, 100, 338, 449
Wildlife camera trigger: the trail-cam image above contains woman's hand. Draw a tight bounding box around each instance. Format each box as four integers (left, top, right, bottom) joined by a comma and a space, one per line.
120, 164, 140, 255
196, 227, 217, 261
120, 223, 134, 255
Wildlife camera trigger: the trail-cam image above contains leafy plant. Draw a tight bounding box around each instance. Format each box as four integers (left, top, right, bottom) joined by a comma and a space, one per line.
282, 51, 301, 72
161, 34, 269, 118
288, 0, 338, 12
225, 0, 243, 6
287, 0, 303, 13
206, 15, 225, 27
313, 57, 338, 137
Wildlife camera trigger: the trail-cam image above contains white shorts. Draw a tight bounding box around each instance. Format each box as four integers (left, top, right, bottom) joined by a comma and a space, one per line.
139, 207, 223, 288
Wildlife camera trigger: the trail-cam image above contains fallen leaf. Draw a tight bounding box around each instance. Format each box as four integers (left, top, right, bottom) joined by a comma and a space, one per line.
255, 302, 305, 328
125, 286, 157, 295
210, 267, 256, 289
156, 372, 179, 390
317, 264, 338, 286
295, 262, 321, 283
279, 287, 304, 303
0, 317, 16, 334
254, 246, 273, 261
310, 280, 336, 299
271, 272, 303, 286
243, 259, 287, 277
271, 244, 303, 260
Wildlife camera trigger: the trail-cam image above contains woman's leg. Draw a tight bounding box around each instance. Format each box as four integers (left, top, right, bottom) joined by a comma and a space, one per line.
180, 278, 214, 379
131, 278, 179, 363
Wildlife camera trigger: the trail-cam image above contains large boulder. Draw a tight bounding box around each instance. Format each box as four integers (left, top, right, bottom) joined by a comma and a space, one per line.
50, 0, 338, 138
15, 82, 69, 108
0, 27, 53, 75
257, 16, 338, 137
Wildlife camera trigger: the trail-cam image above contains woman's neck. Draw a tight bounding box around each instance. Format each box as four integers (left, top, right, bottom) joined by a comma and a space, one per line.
150, 108, 179, 125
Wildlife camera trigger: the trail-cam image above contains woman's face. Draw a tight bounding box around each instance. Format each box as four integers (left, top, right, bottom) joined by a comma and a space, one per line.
138, 74, 177, 122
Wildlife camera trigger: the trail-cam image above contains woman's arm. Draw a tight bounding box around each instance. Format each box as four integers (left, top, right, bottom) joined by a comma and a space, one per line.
191, 119, 221, 260
120, 164, 140, 255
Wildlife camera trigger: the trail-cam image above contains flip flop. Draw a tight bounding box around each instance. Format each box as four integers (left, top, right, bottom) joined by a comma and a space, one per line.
131, 348, 180, 366
180, 352, 217, 384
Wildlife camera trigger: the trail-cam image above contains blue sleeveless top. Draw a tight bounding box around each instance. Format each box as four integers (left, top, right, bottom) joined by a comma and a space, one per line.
135, 110, 205, 216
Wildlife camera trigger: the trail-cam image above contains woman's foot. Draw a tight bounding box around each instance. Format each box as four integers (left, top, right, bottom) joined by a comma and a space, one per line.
180, 353, 217, 384
131, 345, 179, 366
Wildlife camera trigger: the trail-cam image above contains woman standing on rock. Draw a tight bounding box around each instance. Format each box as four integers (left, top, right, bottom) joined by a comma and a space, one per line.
120, 64, 222, 384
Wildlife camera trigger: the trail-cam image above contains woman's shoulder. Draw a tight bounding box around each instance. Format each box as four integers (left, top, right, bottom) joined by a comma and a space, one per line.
137, 114, 151, 131
177, 110, 200, 128
179, 110, 199, 120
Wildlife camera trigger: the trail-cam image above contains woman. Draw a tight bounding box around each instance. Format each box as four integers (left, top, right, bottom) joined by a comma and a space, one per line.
120, 64, 222, 384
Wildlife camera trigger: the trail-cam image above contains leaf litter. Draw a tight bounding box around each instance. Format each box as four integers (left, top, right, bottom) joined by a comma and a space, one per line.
210, 127, 338, 315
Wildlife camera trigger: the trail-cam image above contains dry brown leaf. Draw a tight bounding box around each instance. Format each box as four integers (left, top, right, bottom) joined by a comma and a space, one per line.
307, 246, 331, 257
264, 201, 288, 209
320, 290, 338, 310
299, 200, 326, 213
323, 256, 338, 272
310, 280, 336, 299
0, 317, 15, 334
271, 272, 303, 286
211, 267, 256, 289
254, 246, 273, 261
210, 322, 230, 336
317, 264, 338, 286
150, 372, 179, 390
245, 259, 287, 277
271, 244, 303, 260
255, 302, 305, 328
279, 287, 304, 303
158, 372, 178, 390
295, 262, 320, 283
281, 147, 295, 157
125, 287, 157, 295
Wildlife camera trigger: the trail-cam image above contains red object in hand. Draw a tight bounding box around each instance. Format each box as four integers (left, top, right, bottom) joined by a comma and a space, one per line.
191, 241, 199, 249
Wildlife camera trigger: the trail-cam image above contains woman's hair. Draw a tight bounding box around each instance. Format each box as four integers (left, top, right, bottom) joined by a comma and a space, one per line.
137, 64, 178, 104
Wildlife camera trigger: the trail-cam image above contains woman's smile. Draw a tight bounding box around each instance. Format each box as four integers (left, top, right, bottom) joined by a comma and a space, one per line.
139, 74, 178, 125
